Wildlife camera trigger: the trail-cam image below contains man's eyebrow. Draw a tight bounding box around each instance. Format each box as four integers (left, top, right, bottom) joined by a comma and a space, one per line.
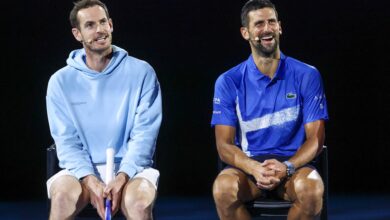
84, 20, 94, 26
254, 20, 265, 25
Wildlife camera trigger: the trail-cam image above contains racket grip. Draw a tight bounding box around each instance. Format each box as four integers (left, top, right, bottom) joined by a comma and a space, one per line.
105, 199, 111, 220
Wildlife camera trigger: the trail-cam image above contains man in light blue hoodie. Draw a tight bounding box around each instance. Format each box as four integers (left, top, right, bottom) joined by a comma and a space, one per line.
46, 0, 162, 219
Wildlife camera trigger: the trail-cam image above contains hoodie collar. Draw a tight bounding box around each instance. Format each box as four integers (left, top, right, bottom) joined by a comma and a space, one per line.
67, 45, 128, 77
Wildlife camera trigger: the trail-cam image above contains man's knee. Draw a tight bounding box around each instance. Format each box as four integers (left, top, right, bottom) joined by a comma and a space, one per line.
49, 189, 81, 219
51, 190, 80, 207
124, 197, 153, 217
293, 176, 324, 215
50, 176, 83, 206
213, 174, 241, 205
122, 178, 156, 218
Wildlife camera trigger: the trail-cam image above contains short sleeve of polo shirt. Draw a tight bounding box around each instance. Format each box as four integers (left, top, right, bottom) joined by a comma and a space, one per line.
211, 75, 238, 127
301, 68, 329, 123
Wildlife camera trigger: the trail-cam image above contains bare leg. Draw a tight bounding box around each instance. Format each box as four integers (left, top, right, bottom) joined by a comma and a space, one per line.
49, 175, 89, 220
121, 178, 157, 220
280, 167, 324, 220
213, 168, 262, 220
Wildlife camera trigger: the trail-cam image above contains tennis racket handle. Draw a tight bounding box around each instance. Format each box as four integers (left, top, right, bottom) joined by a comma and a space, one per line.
105, 199, 111, 220
106, 148, 115, 184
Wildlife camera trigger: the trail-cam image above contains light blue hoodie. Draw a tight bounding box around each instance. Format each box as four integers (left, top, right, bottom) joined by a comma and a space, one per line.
46, 45, 162, 179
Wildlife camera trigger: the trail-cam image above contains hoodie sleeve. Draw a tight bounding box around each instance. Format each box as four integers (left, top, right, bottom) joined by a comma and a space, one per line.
46, 75, 95, 179
118, 65, 162, 178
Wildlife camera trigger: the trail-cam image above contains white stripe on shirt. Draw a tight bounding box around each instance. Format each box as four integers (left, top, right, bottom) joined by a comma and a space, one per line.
236, 101, 299, 156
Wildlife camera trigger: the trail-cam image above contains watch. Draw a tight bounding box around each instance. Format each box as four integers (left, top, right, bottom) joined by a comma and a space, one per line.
283, 161, 295, 178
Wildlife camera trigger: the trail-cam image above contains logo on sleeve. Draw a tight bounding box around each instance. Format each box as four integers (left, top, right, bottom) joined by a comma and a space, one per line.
213, 97, 221, 104
286, 92, 297, 99
314, 94, 326, 100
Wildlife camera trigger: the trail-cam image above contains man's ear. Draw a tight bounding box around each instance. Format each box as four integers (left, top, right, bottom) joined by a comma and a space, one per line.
72, 28, 82, 42
279, 21, 282, 35
240, 27, 250, 41
109, 18, 113, 33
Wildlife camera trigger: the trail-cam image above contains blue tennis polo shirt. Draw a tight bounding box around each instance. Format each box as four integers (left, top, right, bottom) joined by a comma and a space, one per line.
211, 53, 328, 157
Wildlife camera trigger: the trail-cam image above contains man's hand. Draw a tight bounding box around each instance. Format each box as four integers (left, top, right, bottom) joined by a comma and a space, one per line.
262, 159, 287, 181
103, 172, 129, 215
81, 175, 106, 219
249, 160, 280, 190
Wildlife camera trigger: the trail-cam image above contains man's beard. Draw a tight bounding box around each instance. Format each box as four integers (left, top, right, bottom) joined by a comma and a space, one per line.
253, 33, 279, 58
84, 34, 112, 54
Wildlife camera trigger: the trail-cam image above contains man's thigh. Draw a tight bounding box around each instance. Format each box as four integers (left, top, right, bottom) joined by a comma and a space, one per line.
48, 170, 85, 198
49, 174, 90, 209
218, 168, 263, 202
278, 166, 324, 202
121, 167, 159, 203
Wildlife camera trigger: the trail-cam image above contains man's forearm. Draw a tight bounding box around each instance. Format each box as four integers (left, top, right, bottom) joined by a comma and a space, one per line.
289, 120, 325, 168
217, 143, 260, 175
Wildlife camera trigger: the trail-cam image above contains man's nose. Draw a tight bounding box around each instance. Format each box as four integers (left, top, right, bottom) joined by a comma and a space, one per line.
263, 22, 270, 32
96, 23, 104, 32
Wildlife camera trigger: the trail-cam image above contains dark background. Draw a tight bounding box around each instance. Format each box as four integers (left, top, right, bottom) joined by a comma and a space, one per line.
2, 0, 389, 201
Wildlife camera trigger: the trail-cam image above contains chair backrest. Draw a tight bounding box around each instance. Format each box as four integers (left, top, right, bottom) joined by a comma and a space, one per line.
46, 144, 59, 180
217, 146, 328, 219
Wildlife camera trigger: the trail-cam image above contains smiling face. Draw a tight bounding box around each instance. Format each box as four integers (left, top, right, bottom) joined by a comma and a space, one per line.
72, 5, 113, 54
241, 7, 282, 57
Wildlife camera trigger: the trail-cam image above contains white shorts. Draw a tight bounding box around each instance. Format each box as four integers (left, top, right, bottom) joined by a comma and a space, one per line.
46, 164, 159, 199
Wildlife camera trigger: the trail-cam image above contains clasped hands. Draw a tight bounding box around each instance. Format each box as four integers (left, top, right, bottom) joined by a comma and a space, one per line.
81, 173, 129, 219
250, 159, 287, 190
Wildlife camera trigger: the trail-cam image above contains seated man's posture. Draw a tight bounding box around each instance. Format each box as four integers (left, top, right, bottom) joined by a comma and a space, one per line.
211, 0, 328, 219
46, 0, 162, 219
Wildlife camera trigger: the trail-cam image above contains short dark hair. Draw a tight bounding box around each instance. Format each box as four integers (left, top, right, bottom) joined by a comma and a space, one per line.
241, 0, 278, 27
69, 0, 110, 28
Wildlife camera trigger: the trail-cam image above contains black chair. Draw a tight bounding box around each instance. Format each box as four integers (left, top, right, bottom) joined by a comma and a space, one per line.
218, 146, 328, 220
46, 144, 126, 219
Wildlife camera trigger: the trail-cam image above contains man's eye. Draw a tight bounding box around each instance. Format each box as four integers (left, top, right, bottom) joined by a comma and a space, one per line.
256, 22, 265, 27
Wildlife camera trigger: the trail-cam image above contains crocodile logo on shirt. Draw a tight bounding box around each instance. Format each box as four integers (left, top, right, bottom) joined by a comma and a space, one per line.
286, 93, 297, 99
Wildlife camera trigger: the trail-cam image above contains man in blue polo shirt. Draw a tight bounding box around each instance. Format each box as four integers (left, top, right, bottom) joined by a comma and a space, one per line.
211, 0, 328, 219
